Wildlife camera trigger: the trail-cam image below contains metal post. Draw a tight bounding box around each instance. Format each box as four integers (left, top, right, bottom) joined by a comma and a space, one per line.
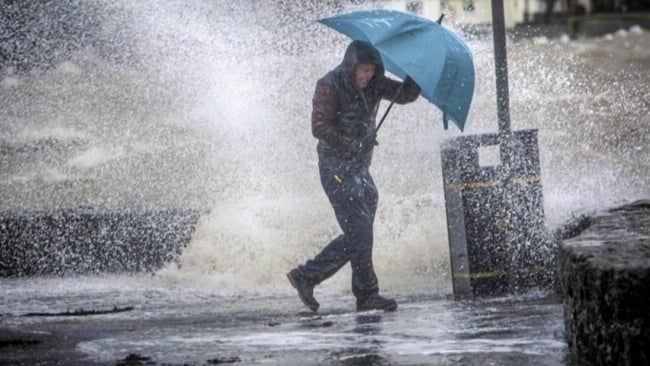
490, 0, 513, 181
524, 0, 530, 23
491, 0, 519, 291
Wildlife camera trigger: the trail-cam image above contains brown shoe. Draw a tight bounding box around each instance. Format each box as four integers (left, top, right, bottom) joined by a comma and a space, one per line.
357, 294, 397, 312
287, 269, 319, 312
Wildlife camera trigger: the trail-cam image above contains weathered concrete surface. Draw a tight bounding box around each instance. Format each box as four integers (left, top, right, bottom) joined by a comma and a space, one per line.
557, 200, 650, 366
0, 207, 204, 276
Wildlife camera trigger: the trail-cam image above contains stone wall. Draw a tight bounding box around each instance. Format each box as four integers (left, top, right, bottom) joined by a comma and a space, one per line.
0, 207, 204, 276
557, 200, 650, 366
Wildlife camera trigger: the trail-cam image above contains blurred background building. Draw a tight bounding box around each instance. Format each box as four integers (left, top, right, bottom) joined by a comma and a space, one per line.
380, 0, 649, 28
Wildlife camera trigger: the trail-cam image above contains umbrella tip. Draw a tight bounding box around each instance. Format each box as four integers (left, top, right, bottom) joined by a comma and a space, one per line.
437, 14, 444, 24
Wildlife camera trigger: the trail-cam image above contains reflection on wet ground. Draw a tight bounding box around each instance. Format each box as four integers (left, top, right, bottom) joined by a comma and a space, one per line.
0, 278, 566, 365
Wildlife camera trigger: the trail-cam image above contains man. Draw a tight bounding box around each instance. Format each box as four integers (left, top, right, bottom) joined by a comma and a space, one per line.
287, 40, 420, 312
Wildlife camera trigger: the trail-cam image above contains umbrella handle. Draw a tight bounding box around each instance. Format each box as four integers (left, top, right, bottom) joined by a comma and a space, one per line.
375, 81, 405, 133
376, 12, 444, 134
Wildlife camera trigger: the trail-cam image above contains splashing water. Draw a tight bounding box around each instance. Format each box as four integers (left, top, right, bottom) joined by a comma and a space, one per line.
1, 1, 649, 293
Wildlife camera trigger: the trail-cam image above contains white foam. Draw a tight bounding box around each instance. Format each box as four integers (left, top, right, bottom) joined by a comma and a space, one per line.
10, 168, 71, 184
16, 126, 88, 142
66, 146, 125, 169
1, 75, 21, 89
56, 60, 83, 76
629, 25, 644, 35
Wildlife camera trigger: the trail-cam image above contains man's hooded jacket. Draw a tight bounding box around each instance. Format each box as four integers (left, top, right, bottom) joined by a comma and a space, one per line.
312, 40, 420, 171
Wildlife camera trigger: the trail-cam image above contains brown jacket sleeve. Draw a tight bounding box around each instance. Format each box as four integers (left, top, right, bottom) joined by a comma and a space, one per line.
381, 76, 421, 104
311, 78, 351, 151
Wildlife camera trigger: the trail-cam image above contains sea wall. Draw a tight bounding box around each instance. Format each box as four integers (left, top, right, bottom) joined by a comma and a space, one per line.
557, 200, 650, 366
0, 207, 204, 276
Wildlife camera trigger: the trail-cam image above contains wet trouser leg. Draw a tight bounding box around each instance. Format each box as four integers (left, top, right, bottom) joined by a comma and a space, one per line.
297, 164, 379, 300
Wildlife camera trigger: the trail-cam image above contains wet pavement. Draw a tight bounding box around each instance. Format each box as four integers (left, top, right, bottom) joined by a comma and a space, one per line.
0, 279, 566, 366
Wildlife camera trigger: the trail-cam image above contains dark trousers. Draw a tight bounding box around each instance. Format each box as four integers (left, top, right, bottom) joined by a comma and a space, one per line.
297, 162, 379, 300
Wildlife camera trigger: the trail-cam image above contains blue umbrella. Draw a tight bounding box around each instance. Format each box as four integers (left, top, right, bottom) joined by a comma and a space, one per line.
319, 9, 475, 131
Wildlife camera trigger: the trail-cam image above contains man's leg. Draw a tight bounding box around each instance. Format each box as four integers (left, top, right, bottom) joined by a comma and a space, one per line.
311, 169, 379, 299
292, 168, 378, 290
293, 164, 368, 282
350, 172, 397, 312
349, 171, 379, 300
294, 234, 348, 285
287, 166, 357, 311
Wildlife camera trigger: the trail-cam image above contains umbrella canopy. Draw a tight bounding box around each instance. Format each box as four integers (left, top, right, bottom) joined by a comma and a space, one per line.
319, 9, 475, 131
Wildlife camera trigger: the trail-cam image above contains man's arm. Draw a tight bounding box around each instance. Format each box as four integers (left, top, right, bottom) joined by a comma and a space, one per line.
311, 79, 351, 151
381, 76, 421, 104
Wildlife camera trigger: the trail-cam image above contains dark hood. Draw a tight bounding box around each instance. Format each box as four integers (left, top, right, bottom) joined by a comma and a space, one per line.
340, 40, 385, 81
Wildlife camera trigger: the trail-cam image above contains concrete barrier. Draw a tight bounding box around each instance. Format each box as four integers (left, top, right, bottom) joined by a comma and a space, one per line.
0, 207, 204, 276
557, 200, 650, 366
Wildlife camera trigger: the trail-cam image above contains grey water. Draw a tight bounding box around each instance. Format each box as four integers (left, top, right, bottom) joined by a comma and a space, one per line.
1, 0, 649, 365
1, 278, 565, 365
